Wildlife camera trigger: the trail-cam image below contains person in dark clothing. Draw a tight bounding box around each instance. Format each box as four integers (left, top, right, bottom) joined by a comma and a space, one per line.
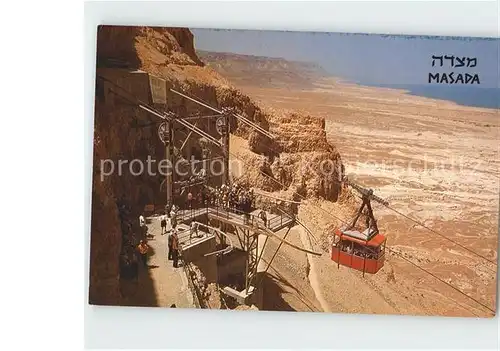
259, 210, 268, 228
167, 231, 173, 260
171, 231, 180, 268
160, 212, 167, 235
130, 254, 139, 282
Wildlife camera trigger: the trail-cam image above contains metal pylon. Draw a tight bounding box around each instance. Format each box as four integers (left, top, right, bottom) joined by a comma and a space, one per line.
244, 229, 258, 295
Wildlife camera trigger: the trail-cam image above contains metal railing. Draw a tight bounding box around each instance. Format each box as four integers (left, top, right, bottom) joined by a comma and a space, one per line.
211, 204, 257, 227
267, 215, 284, 230
174, 202, 292, 231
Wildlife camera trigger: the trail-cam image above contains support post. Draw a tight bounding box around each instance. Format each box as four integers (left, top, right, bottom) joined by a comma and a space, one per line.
245, 230, 259, 295
362, 245, 367, 277
166, 119, 174, 208
337, 234, 341, 269
222, 112, 230, 185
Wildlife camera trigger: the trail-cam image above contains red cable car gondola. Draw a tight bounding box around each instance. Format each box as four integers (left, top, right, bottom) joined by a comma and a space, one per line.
331, 179, 388, 275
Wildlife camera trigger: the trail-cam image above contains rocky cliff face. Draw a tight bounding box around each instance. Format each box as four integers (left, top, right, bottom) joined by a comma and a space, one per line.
89, 25, 344, 305
97, 25, 203, 67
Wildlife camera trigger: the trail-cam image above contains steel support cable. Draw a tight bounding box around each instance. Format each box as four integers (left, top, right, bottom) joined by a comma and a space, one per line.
252, 190, 301, 204
315, 201, 496, 314
97, 75, 354, 237
175, 117, 222, 147
171, 87, 275, 139
140, 102, 221, 147
275, 207, 319, 244
257, 224, 322, 256
170, 88, 276, 140
169, 114, 221, 147
173, 88, 275, 140
182, 114, 222, 120
386, 247, 495, 315
97, 75, 151, 106
227, 149, 355, 226
333, 192, 497, 275
229, 126, 498, 270
230, 151, 497, 314
97, 75, 496, 315
336, 182, 497, 271
190, 89, 497, 269
107, 77, 498, 275
190, 221, 233, 257
177, 156, 224, 166
383, 204, 498, 267
97, 75, 222, 147
233, 112, 276, 139
140, 104, 221, 147
307, 191, 496, 314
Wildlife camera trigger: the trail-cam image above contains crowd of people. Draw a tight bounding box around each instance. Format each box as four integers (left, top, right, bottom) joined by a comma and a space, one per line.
159, 209, 181, 268
119, 181, 257, 283
205, 183, 255, 214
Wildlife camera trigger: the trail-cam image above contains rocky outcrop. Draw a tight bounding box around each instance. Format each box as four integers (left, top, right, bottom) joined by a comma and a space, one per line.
97, 25, 203, 67
89, 100, 163, 304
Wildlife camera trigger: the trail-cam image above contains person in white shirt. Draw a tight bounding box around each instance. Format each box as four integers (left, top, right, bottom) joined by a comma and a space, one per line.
165, 213, 172, 235
139, 214, 145, 227
170, 205, 178, 228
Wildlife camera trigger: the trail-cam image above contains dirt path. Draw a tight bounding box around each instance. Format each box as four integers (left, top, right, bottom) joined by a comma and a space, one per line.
298, 227, 330, 313
121, 218, 195, 308
147, 217, 195, 307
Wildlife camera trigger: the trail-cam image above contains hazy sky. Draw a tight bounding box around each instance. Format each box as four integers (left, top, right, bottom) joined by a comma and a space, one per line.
191, 28, 499, 89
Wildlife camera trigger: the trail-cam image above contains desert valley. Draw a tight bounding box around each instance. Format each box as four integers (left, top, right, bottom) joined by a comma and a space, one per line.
200, 51, 499, 316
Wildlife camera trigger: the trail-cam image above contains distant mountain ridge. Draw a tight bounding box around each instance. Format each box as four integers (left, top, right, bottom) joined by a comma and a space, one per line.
197, 50, 329, 88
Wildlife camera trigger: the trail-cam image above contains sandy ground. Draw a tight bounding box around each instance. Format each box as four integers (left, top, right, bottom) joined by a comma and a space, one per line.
229, 78, 498, 317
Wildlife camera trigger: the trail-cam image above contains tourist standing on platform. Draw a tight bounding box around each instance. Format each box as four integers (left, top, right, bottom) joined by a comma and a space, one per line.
167, 229, 173, 261
171, 230, 180, 268
260, 210, 268, 228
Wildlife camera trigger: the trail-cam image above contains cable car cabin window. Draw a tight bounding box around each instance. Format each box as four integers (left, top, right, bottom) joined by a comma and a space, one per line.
332, 235, 341, 247
338, 239, 381, 260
